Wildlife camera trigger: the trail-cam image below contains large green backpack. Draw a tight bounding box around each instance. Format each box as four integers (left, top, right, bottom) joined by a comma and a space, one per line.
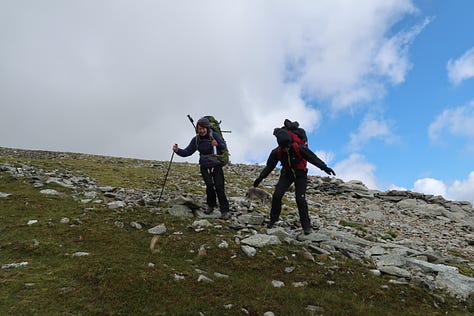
200, 115, 230, 166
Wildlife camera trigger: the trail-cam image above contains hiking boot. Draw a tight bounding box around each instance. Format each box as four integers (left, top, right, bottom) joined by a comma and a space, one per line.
220, 212, 229, 220
204, 206, 214, 215
303, 228, 313, 235
266, 221, 276, 229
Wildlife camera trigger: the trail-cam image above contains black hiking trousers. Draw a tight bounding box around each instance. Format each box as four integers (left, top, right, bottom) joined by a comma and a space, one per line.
200, 165, 229, 213
270, 169, 311, 231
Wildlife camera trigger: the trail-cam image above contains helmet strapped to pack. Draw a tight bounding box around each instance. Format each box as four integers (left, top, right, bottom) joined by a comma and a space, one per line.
283, 119, 308, 146
273, 128, 292, 147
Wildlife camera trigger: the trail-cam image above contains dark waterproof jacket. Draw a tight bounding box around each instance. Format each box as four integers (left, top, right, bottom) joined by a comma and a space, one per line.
176, 129, 227, 168
257, 144, 328, 180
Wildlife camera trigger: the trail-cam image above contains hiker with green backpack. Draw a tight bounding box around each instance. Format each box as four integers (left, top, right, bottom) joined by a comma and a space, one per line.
253, 119, 336, 235
172, 116, 230, 219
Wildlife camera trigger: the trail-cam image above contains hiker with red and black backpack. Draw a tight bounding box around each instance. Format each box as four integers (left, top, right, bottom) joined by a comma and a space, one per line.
173, 117, 230, 219
253, 119, 336, 235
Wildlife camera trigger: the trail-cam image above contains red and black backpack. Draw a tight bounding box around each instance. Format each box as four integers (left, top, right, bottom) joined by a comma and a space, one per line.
275, 126, 308, 171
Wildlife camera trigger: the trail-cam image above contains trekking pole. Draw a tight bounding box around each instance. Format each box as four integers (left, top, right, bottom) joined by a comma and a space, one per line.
187, 114, 196, 130
157, 150, 174, 205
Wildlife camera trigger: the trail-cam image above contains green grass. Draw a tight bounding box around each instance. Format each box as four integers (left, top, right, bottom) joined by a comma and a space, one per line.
384, 230, 399, 239
339, 220, 369, 233
1, 154, 472, 315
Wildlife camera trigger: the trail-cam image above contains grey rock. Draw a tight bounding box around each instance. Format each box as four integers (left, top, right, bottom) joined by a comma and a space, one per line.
241, 234, 281, 247
378, 265, 411, 278
192, 219, 212, 228
107, 201, 126, 209
98, 186, 115, 192
40, 189, 60, 195
171, 196, 202, 209
241, 245, 257, 257
197, 275, 213, 283
148, 224, 167, 235
130, 222, 142, 229
167, 204, 194, 217
405, 257, 458, 274
271, 280, 285, 288
238, 213, 265, 225
435, 270, 474, 300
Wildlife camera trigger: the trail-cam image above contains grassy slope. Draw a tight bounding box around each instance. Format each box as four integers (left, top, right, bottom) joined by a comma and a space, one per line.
0, 154, 472, 315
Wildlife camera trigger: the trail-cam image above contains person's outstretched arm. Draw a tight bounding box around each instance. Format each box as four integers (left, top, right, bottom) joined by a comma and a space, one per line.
300, 145, 335, 176
253, 149, 279, 187
173, 137, 198, 157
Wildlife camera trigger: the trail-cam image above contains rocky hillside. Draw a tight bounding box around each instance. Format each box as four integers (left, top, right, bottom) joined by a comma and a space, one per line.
1, 146, 473, 302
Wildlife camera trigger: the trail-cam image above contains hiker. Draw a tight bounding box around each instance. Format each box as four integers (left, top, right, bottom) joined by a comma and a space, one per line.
253, 123, 336, 235
172, 117, 230, 219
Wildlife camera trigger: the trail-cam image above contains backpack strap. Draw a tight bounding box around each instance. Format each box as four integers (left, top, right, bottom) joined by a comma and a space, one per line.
276, 143, 307, 171
195, 128, 214, 146
291, 142, 303, 160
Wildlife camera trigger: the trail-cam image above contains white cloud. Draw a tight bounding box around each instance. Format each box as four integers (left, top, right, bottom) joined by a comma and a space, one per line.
282, 1, 421, 111
333, 153, 378, 189
428, 101, 474, 143
447, 171, 474, 203
388, 183, 407, 191
413, 178, 447, 197
412, 173, 474, 205
0, 1, 423, 166
307, 150, 335, 177
231, 84, 322, 163
374, 17, 431, 85
348, 114, 398, 151
447, 47, 474, 85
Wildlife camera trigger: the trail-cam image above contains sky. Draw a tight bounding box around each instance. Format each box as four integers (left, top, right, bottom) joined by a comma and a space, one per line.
1, 1, 474, 204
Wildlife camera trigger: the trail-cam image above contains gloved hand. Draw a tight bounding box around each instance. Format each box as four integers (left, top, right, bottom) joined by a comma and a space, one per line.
253, 178, 262, 187
323, 166, 336, 176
